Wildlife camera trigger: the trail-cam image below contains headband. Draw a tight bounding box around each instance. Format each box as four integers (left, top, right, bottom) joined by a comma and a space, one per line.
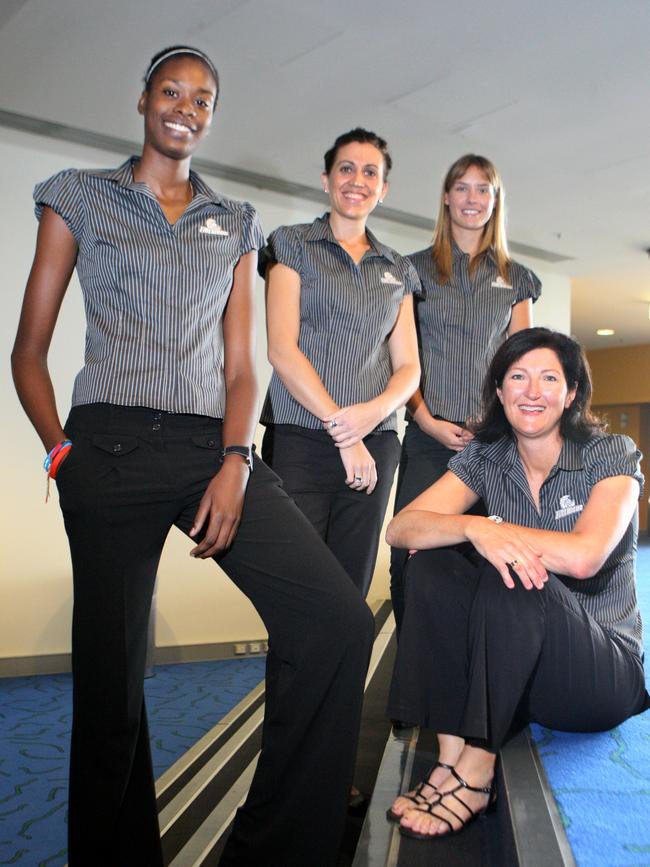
145, 48, 218, 85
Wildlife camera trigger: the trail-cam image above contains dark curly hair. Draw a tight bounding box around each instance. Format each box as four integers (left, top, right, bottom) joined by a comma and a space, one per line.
473, 328, 605, 443
323, 128, 392, 178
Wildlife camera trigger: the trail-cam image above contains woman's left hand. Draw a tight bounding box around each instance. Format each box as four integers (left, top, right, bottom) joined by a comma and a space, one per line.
323, 401, 382, 447
189, 460, 249, 558
466, 518, 548, 590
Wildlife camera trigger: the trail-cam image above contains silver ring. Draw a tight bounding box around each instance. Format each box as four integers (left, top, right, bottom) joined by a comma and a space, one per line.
510, 559, 519, 568
355, 476, 363, 482
329, 420, 338, 429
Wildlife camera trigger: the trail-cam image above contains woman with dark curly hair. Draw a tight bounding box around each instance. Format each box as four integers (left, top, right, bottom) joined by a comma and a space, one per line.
386, 328, 649, 841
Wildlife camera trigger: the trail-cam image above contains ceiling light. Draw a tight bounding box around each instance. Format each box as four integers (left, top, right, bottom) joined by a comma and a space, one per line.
596, 328, 615, 336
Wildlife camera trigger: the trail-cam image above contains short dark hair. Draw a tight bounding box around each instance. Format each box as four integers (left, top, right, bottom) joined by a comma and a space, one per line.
323, 128, 392, 178
473, 328, 604, 443
144, 46, 219, 105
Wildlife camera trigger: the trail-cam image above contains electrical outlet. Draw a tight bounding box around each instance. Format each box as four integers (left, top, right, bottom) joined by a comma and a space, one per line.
248, 642, 261, 654
234, 643, 247, 655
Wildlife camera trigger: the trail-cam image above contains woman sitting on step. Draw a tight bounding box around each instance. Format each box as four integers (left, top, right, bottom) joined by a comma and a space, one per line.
386, 327, 650, 841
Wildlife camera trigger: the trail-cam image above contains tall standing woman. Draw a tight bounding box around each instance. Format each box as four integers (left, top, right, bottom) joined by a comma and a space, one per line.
261, 128, 421, 600
390, 154, 542, 634
12, 46, 374, 867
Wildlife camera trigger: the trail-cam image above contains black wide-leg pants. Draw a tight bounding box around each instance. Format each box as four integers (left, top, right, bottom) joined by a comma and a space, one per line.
388, 547, 649, 749
389, 422, 454, 635
262, 424, 401, 599
58, 404, 374, 867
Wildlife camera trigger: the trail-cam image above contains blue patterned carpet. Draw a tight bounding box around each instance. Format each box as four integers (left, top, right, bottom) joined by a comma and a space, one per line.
0, 657, 265, 867
532, 539, 650, 867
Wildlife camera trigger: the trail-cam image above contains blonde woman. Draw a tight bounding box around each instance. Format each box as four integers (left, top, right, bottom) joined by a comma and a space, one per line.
390, 155, 541, 635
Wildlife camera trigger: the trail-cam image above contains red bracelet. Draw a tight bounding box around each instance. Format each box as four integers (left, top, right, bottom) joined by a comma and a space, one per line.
48, 445, 72, 479
44, 439, 73, 502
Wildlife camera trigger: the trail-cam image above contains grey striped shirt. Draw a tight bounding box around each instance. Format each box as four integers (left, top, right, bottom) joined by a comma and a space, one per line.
450, 433, 644, 657
34, 158, 265, 418
410, 245, 541, 422
260, 215, 421, 431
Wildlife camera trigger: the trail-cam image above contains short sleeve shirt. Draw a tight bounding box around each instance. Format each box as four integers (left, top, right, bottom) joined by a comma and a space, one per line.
410, 245, 541, 422
260, 215, 421, 431
33, 158, 265, 418
449, 433, 644, 657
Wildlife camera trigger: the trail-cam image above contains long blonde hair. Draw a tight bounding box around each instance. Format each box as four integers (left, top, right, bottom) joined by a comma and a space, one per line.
432, 154, 510, 284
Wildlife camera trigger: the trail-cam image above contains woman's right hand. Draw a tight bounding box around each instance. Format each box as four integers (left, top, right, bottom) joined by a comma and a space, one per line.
423, 417, 473, 451
339, 441, 377, 494
465, 517, 547, 590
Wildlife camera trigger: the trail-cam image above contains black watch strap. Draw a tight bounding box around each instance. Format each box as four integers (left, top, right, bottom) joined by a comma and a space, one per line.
222, 445, 253, 471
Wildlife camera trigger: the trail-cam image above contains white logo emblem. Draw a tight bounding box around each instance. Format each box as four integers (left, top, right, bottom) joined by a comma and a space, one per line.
199, 218, 229, 236
555, 494, 584, 520
491, 275, 513, 289
380, 271, 403, 286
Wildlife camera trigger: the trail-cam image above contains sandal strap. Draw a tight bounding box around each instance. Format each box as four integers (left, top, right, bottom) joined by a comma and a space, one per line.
419, 787, 476, 822
413, 760, 455, 799
449, 767, 494, 797
403, 790, 427, 807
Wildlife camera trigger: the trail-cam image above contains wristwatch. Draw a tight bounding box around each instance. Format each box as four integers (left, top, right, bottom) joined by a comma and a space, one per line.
222, 445, 253, 472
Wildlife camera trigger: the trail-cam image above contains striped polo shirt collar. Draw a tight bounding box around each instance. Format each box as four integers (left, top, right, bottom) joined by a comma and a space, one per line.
451, 240, 497, 267
555, 437, 584, 471
305, 213, 396, 263
481, 435, 585, 506
87, 157, 234, 210
481, 435, 584, 472
481, 435, 519, 473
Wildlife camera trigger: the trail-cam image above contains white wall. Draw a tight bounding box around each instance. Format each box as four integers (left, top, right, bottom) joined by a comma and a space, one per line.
1, 126, 570, 660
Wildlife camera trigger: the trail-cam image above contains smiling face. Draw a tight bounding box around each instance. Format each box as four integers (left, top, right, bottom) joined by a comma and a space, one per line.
444, 164, 496, 238
137, 56, 217, 160
322, 141, 388, 221
497, 347, 577, 443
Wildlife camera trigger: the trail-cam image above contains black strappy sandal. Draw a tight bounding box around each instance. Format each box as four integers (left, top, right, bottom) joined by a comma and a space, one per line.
398, 767, 496, 840
385, 761, 455, 823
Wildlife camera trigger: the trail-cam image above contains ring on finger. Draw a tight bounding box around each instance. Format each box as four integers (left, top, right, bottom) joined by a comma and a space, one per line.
329, 420, 338, 429
510, 559, 519, 568
354, 476, 363, 482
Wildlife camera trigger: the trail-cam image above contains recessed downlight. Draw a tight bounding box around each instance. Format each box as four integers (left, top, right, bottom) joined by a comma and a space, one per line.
596, 328, 615, 336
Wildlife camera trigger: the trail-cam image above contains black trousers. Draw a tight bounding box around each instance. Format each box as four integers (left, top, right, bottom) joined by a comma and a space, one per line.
389, 422, 455, 634
388, 547, 649, 750
58, 404, 374, 867
262, 425, 401, 599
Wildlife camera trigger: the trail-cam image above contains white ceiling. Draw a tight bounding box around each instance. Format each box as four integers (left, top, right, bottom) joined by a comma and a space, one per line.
2, 0, 650, 347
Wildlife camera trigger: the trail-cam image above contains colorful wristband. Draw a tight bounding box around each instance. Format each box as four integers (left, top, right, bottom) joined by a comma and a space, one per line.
44, 439, 73, 478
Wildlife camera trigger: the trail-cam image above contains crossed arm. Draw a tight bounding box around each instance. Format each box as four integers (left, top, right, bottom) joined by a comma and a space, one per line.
386, 469, 640, 590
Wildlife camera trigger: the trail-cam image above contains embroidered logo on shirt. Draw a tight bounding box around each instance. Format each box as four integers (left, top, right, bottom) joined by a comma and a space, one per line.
380, 271, 403, 286
199, 218, 229, 236
555, 494, 584, 520
491, 275, 513, 289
